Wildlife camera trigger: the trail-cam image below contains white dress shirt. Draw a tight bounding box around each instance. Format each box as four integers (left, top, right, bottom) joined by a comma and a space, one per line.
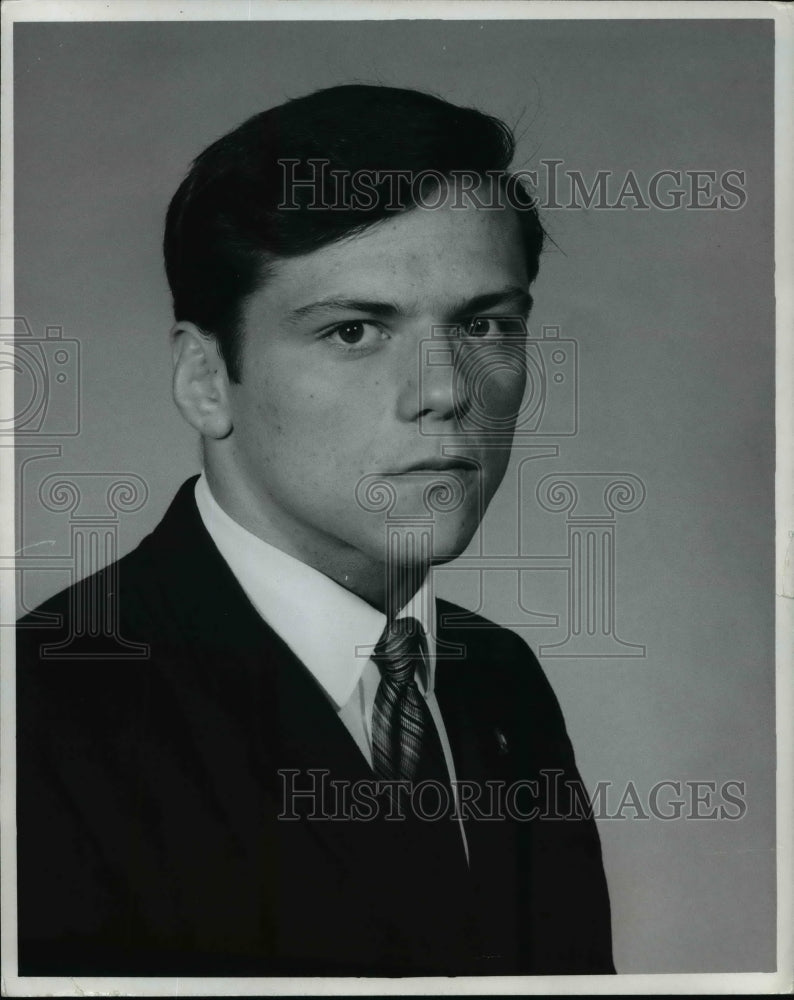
194, 473, 468, 857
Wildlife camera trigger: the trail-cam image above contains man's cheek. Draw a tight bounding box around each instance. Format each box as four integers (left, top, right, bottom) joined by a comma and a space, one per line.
502, 369, 527, 410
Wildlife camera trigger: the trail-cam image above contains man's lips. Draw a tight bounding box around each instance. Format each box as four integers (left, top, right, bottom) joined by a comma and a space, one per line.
382, 457, 481, 475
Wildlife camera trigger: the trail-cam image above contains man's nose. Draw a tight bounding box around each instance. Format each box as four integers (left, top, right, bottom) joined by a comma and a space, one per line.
395, 328, 470, 425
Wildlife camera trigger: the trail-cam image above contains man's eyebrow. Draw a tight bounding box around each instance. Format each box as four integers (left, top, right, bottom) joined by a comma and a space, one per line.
450, 287, 533, 319
286, 286, 533, 323
287, 298, 402, 321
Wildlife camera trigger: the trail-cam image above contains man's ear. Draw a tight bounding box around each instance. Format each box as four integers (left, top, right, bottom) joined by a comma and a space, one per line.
171, 322, 233, 439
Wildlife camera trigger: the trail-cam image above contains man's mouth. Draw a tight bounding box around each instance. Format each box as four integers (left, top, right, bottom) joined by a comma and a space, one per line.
387, 456, 480, 475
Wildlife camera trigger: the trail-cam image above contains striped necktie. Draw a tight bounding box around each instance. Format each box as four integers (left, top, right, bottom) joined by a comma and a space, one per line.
371, 616, 448, 784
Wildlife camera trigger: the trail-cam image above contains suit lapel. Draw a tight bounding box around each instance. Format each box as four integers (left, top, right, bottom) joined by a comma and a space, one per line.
142, 478, 414, 875
434, 602, 525, 965
139, 482, 533, 969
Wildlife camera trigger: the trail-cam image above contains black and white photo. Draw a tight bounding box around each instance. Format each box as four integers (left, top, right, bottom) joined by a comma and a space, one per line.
1, 2, 789, 995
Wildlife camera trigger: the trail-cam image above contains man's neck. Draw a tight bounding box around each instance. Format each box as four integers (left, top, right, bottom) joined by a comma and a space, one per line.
202, 468, 429, 617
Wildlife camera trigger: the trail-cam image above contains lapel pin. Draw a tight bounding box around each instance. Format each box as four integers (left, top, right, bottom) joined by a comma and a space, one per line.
494, 728, 509, 755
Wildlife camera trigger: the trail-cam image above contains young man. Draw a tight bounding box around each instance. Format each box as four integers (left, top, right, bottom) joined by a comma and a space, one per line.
17, 85, 614, 976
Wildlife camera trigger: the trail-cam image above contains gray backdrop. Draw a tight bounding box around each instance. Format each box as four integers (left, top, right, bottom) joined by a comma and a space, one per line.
13, 18, 775, 974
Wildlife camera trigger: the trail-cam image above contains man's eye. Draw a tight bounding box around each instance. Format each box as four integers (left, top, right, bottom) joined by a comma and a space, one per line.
324, 320, 384, 348
465, 316, 527, 338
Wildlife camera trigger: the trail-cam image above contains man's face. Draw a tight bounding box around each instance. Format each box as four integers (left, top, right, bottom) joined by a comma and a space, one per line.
218, 191, 531, 584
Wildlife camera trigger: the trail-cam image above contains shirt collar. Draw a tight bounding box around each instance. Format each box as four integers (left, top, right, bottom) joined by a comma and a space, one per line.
194, 473, 436, 709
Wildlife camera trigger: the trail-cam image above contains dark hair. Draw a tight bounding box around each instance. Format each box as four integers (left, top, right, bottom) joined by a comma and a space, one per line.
164, 84, 545, 382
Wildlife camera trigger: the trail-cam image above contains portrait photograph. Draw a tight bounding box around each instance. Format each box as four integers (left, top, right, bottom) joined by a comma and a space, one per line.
0, 1, 790, 996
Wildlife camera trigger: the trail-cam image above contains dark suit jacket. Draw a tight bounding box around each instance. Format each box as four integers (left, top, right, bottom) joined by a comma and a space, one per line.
17, 477, 614, 977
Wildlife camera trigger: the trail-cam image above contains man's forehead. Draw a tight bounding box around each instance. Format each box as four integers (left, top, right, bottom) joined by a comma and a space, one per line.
252, 205, 528, 314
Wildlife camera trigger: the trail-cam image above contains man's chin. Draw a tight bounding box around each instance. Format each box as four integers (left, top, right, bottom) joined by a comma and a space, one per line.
375, 518, 479, 567
428, 533, 478, 566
